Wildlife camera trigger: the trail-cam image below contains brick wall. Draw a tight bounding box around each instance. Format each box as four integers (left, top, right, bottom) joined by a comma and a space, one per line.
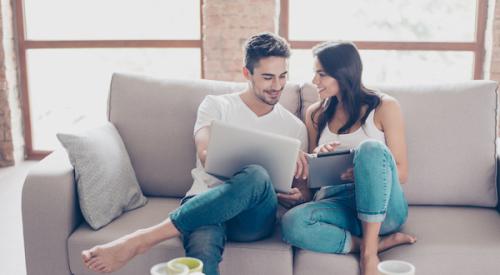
490, 0, 500, 81
3, 0, 23, 164
203, 0, 279, 81
0, 1, 13, 167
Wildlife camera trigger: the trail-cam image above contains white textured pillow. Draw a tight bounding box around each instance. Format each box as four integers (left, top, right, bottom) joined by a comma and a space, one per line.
57, 122, 147, 230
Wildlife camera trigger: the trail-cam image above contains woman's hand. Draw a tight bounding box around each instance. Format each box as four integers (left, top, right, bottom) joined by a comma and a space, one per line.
340, 167, 354, 182
277, 188, 307, 209
313, 141, 341, 154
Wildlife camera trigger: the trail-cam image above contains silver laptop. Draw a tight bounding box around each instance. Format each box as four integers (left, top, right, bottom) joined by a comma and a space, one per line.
204, 120, 301, 193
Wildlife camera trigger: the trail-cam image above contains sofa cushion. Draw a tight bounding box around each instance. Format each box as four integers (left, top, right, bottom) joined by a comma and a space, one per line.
108, 73, 301, 197
68, 198, 293, 275
301, 81, 498, 207
293, 206, 500, 275
57, 122, 147, 230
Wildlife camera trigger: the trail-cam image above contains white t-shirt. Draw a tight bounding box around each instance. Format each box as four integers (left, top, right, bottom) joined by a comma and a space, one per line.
186, 92, 308, 196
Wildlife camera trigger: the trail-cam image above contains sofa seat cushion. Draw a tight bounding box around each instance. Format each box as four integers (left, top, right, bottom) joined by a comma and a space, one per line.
68, 197, 293, 275
293, 206, 500, 275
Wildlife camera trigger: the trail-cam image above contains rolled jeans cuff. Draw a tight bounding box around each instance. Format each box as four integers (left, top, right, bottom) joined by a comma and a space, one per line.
358, 212, 386, 223
169, 210, 188, 236
341, 231, 352, 254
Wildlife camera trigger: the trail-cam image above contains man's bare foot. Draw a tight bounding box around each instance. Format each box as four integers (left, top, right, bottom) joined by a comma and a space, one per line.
360, 253, 380, 275
81, 219, 181, 273
378, 232, 416, 252
81, 234, 145, 273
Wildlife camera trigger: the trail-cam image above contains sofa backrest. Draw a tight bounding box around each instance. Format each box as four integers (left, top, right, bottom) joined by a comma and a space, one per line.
108, 73, 302, 197
302, 81, 498, 207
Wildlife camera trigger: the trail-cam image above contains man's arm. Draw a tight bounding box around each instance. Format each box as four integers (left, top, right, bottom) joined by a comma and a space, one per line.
194, 126, 211, 167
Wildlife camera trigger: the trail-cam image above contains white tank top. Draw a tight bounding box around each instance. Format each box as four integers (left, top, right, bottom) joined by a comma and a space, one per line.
317, 109, 385, 150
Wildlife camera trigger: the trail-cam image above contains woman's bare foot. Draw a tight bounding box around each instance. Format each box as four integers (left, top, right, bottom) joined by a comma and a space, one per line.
360, 253, 380, 275
378, 232, 417, 252
81, 233, 146, 273
351, 232, 416, 253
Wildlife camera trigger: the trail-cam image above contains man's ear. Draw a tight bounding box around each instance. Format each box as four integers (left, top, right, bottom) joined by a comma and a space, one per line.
242, 66, 251, 80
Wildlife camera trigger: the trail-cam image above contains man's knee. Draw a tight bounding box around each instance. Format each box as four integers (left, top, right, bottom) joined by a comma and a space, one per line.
234, 164, 274, 195
241, 164, 271, 183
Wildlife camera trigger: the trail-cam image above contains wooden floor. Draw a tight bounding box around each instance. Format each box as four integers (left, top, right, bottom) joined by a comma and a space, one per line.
0, 161, 39, 275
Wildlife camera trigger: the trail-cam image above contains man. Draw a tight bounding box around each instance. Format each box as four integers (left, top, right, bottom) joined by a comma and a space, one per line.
82, 32, 310, 275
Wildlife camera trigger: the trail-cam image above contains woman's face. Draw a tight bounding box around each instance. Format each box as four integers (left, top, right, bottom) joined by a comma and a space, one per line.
312, 57, 340, 100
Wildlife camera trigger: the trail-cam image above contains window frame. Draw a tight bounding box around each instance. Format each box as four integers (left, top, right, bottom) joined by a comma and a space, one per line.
279, 0, 487, 79
15, 0, 204, 159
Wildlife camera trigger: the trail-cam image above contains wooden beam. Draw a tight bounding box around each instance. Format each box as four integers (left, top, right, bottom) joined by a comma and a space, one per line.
290, 41, 477, 51
24, 40, 202, 49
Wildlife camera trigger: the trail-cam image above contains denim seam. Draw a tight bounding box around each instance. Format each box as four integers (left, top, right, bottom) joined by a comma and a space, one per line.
383, 152, 388, 213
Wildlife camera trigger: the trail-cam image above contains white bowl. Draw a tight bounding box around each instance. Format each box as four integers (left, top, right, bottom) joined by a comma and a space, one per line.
377, 260, 415, 275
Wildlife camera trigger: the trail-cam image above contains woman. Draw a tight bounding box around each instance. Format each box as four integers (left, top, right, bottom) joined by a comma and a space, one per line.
279, 42, 416, 275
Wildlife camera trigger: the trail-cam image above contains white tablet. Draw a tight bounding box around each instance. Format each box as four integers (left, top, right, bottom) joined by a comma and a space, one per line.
204, 120, 301, 193
307, 149, 355, 188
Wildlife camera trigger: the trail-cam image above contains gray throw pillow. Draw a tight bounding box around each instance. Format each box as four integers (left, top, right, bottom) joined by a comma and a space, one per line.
57, 122, 147, 230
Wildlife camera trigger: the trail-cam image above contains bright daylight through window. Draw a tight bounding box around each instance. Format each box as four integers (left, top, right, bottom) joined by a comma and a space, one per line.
286, 0, 480, 85
18, 0, 201, 153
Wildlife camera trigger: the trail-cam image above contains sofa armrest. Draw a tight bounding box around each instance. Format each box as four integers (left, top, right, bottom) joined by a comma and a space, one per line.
497, 141, 500, 213
22, 150, 82, 275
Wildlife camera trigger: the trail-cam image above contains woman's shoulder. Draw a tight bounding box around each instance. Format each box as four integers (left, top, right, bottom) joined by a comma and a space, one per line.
305, 101, 322, 120
375, 93, 401, 112
307, 101, 322, 112
373, 93, 402, 126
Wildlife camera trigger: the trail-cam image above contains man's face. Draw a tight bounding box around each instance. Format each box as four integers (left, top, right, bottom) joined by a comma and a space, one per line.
245, 56, 288, 106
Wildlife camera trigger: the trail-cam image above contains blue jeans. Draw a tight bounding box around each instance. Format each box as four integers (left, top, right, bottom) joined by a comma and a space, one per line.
281, 140, 408, 254
169, 165, 278, 275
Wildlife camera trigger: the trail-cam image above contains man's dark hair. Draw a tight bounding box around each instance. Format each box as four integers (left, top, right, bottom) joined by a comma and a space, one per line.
244, 32, 291, 74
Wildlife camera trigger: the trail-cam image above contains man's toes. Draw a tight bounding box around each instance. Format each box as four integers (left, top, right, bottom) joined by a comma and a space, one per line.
95, 263, 108, 273
89, 260, 103, 272
82, 250, 91, 262
87, 258, 100, 269
410, 235, 417, 243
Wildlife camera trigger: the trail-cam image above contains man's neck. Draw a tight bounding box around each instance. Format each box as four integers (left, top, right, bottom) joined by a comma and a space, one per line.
240, 90, 275, 117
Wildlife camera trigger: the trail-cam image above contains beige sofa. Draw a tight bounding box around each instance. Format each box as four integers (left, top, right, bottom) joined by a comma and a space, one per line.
23, 73, 500, 275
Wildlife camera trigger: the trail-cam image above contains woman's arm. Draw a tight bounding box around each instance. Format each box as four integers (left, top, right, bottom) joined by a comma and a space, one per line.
376, 96, 409, 184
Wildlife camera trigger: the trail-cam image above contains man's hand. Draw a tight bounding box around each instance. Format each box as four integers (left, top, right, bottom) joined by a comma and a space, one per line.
277, 177, 312, 209
195, 126, 211, 167
295, 150, 309, 180
313, 141, 341, 154
277, 188, 306, 209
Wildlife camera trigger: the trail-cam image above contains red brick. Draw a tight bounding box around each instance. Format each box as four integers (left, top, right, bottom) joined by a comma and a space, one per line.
203, 0, 278, 81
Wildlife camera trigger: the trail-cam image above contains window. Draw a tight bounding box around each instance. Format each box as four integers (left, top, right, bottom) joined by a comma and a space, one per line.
16, 0, 202, 157
280, 0, 487, 84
